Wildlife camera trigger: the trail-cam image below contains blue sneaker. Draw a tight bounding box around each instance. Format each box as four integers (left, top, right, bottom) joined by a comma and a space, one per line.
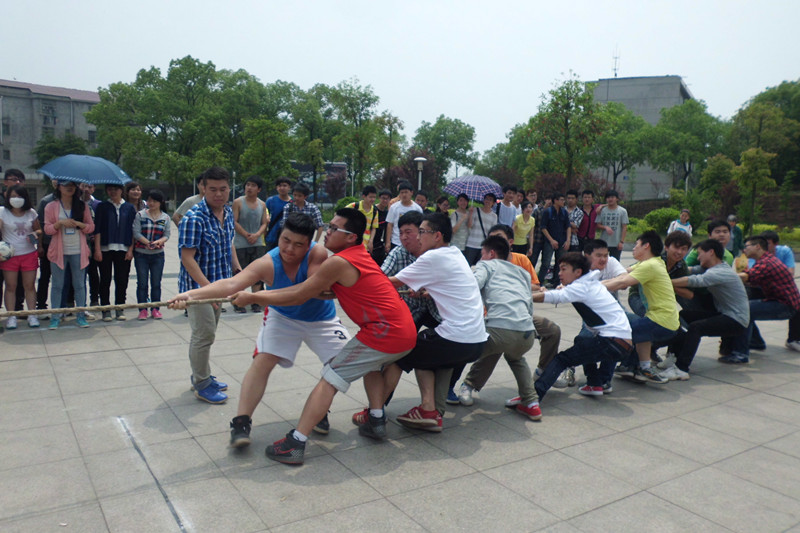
76, 314, 89, 328
190, 375, 228, 391
48, 317, 60, 330
194, 383, 228, 404
718, 353, 749, 364
446, 387, 459, 405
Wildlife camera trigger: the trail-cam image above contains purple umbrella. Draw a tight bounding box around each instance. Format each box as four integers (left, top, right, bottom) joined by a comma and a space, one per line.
443, 175, 503, 202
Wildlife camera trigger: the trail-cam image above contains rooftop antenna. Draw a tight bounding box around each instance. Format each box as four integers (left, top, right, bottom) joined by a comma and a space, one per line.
613, 46, 620, 78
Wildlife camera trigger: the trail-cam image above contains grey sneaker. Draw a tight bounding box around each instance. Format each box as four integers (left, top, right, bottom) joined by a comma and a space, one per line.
230, 415, 252, 448
656, 353, 676, 370
659, 366, 690, 381
312, 413, 330, 435
614, 363, 635, 378
785, 341, 800, 352
458, 383, 474, 406
634, 366, 668, 384
566, 367, 576, 386
266, 431, 305, 465
358, 412, 387, 440
115, 310, 126, 321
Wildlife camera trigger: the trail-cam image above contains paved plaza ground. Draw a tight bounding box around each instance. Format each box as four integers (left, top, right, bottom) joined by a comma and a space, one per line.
2, 238, 800, 532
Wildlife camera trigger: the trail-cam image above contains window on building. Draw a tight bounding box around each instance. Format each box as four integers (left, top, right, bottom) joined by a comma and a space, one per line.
43, 116, 52, 125
88, 130, 97, 143
1, 123, 9, 136
2, 150, 10, 161
41, 102, 56, 116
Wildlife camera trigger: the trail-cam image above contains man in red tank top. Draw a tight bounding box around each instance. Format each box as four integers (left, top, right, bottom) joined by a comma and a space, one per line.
231, 208, 417, 465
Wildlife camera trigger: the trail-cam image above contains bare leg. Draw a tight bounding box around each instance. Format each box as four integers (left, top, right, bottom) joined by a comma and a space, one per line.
363, 371, 386, 410
636, 341, 651, 363
415, 368, 436, 411
381, 363, 404, 404
237, 353, 279, 417
3, 271, 16, 311
296, 379, 338, 436
21, 270, 36, 310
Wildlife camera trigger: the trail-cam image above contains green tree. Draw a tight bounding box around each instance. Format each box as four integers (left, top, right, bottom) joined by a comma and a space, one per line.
328, 78, 380, 191
473, 143, 523, 187
413, 115, 477, 187
523, 75, 603, 189
32, 132, 88, 168
734, 147, 777, 234
750, 80, 800, 182
589, 101, 650, 188
373, 111, 405, 180
240, 118, 296, 184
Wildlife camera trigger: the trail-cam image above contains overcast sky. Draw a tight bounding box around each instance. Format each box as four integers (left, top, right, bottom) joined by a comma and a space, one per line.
5, 0, 799, 154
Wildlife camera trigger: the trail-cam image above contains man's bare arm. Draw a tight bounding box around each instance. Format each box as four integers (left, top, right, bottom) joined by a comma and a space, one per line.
602, 273, 639, 292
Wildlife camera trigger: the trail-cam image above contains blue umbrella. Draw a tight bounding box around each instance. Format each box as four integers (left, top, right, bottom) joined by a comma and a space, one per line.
38, 154, 132, 186
443, 174, 503, 202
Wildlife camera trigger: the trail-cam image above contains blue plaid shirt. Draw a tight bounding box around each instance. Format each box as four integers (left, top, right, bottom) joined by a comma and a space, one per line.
279, 201, 324, 229
178, 199, 235, 292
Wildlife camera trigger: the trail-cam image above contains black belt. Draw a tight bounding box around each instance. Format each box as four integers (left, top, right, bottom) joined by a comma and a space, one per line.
610, 337, 633, 351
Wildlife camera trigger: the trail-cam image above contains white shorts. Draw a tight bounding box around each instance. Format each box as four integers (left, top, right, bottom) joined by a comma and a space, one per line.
254, 309, 350, 368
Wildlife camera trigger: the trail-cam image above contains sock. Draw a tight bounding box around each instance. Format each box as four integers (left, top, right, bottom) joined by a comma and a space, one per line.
640, 361, 651, 370
370, 408, 384, 418
292, 430, 308, 442
526, 401, 539, 408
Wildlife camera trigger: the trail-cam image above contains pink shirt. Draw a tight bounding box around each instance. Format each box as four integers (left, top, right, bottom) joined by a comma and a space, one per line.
44, 201, 95, 270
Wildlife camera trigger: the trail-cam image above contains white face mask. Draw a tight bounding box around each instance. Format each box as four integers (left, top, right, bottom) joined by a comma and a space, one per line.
9, 197, 25, 208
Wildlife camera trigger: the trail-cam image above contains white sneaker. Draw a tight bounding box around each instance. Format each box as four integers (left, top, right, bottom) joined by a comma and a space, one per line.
659, 366, 690, 381
27, 315, 40, 328
84, 310, 97, 321
786, 341, 800, 353
458, 383, 474, 406
6, 316, 17, 329
553, 370, 569, 389
657, 353, 676, 370
504, 396, 521, 407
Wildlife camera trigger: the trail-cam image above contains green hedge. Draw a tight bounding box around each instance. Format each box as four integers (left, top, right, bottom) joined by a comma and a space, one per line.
644, 208, 681, 234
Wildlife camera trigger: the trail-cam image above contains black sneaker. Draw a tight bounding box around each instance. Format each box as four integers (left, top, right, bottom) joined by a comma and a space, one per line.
358, 412, 387, 440
614, 363, 635, 378
266, 431, 305, 465
634, 366, 668, 384
115, 310, 126, 321
233, 305, 247, 314
251, 304, 263, 314
102, 310, 113, 322
312, 413, 330, 435
230, 415, 252, 448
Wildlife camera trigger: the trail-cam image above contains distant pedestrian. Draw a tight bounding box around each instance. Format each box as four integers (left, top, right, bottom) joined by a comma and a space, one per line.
94, 184, 136, 321
667, 209, 692, 235
133, 190, 171, 320
0, 185, 41, 328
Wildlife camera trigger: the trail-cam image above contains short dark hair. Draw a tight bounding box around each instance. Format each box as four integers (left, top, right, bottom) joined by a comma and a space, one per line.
558, 252, 591, 277
502, 184, 518, 194
582, 189, 594, 197
378, 189, 392, 198
124, 181, 141, 199
457, 193, 470, 203
637, 230, 664, 256
275, 177, 292, 187
422, 212, 452, 243
583, 239, 609, 255
201, 166, 230, 185
483, 192, 497, 201
4, 169, 24, 181
146, 189, 166, 206
292, 182, 311, 197
5, 184, 33, 211
551, 192, 564, 202
697, 238, 724, 259
361, 185, 377, 196
397, 181, 413, 192
605, 190, 619, 199
282, 212, 316, 242
746, 236, 769, 251
760, 230, 779, 244
664, 231, 693, 249
526, 189, 537, 196
481, 235, 510, 260
521, 200, 532, 210
336, 207, 366, 244
415, 190, 429, 200
245, 175, 264, 189
566, 189, 579, 197
488, 223, 513, 241
105, 183, 123, 191
707, 219, 730, 235
398, 210, 423, 229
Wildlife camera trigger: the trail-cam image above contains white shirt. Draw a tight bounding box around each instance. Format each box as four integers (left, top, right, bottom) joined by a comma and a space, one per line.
395, 246, 487, 344
497, 202, 520, 227
598, 256, 627, 280
0, 207, 38, 255
386, 201, 423, 246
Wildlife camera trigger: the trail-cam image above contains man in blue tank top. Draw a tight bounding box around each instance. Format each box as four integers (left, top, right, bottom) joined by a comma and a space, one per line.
169, 212, 351, 448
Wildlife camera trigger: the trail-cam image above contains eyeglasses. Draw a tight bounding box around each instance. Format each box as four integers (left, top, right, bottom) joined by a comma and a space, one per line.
418, 229, 438, 235
4, 177, 21, 183
326, 226, 355, 235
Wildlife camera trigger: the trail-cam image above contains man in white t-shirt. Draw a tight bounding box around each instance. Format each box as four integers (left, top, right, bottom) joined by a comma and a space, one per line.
382, 212, 488, 432
385, 181, 423, 252
496, 184, 521, 227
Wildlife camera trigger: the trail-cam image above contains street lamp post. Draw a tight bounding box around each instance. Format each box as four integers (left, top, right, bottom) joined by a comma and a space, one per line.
414, 157, 427, 191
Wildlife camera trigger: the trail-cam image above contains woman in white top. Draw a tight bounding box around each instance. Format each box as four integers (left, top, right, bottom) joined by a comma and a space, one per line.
667, 209, 692, 236
0, 185, 42, 328
464, 192, 498, 265
449, 193, 470, 253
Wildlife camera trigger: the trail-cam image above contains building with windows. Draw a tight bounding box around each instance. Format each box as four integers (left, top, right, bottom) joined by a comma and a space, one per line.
0, 79, 99, 199
591, 75, 693, 200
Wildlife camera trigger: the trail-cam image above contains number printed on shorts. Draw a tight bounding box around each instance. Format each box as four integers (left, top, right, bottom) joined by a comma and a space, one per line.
333, 330, 347, 340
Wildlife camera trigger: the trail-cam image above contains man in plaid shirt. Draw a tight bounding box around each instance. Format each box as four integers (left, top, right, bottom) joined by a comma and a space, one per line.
728, 235, 800, 360
279, 182, 324, 243
179, 166, 241, 404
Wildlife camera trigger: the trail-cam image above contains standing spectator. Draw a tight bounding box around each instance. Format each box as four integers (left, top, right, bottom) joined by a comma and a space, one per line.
132, 190, 171, 320
370, 189, 391, 266
449, 193, 471, 255
43, 180, 94, 329
530, 195, 551, 268
526, 189, 539, 208
264, 177, 292, 251
667, 209, 692, 235
172, 175, 205, 228
232, 175, 268, 313
279, 182, 324, 243
434, 195, 450, 215
124, 181, 146, 211
538, 193, 571, 285
385, 181, 423, 253
1, 169, 27, 312
565, 189, 584, 251
726, 214, 744, 258
464, 192, 498, 265
346, 186, 380, 252
35, 178, 57, 315
178, 166, 241, 404
576, 189, 599, 252
0, 185, 41, 328
80, 183, 102, 317
496, 185, 520, 227
94, 184, 136, 321
415, 191, 433, 212
596, 190, 628, 261
511, 201, 535, 256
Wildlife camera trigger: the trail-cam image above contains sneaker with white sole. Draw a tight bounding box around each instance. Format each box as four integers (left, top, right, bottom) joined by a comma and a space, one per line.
634, 366, 668, 384
458, 383, 474, 406
552, 370, 569, 389
578, 385, 603, 396
6, 316, 17, 329
659, 365, 690, 381
656, 353, 676, 370
504, 396, 521, 408
27, 315, 40, 328
786, 341, 800, 353
614, 363, 635, 378
602, 381, 613, 394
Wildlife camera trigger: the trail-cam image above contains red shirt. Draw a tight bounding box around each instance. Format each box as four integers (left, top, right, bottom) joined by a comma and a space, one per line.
332, 245, 417, 353
747, 252, 800, 310
577, 204, 599, 239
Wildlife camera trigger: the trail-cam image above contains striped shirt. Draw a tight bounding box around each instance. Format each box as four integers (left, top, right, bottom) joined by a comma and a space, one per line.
279, 201, 323, 230
133, 209, 171, 254
178, 199, 235, 292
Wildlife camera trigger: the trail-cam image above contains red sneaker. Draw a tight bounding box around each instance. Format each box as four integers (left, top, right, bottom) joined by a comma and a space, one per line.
151, 309, 163, 320
352, 408, 369, 426
516, 403, 543, 421
504, 396, 521, 408
396, 406, 443, 432
137, 309, 149, 321
578, 385, 604, 397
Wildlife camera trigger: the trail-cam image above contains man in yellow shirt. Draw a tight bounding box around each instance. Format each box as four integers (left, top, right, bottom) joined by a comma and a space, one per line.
347, 186, 379, 252
602, 230, 679, 384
